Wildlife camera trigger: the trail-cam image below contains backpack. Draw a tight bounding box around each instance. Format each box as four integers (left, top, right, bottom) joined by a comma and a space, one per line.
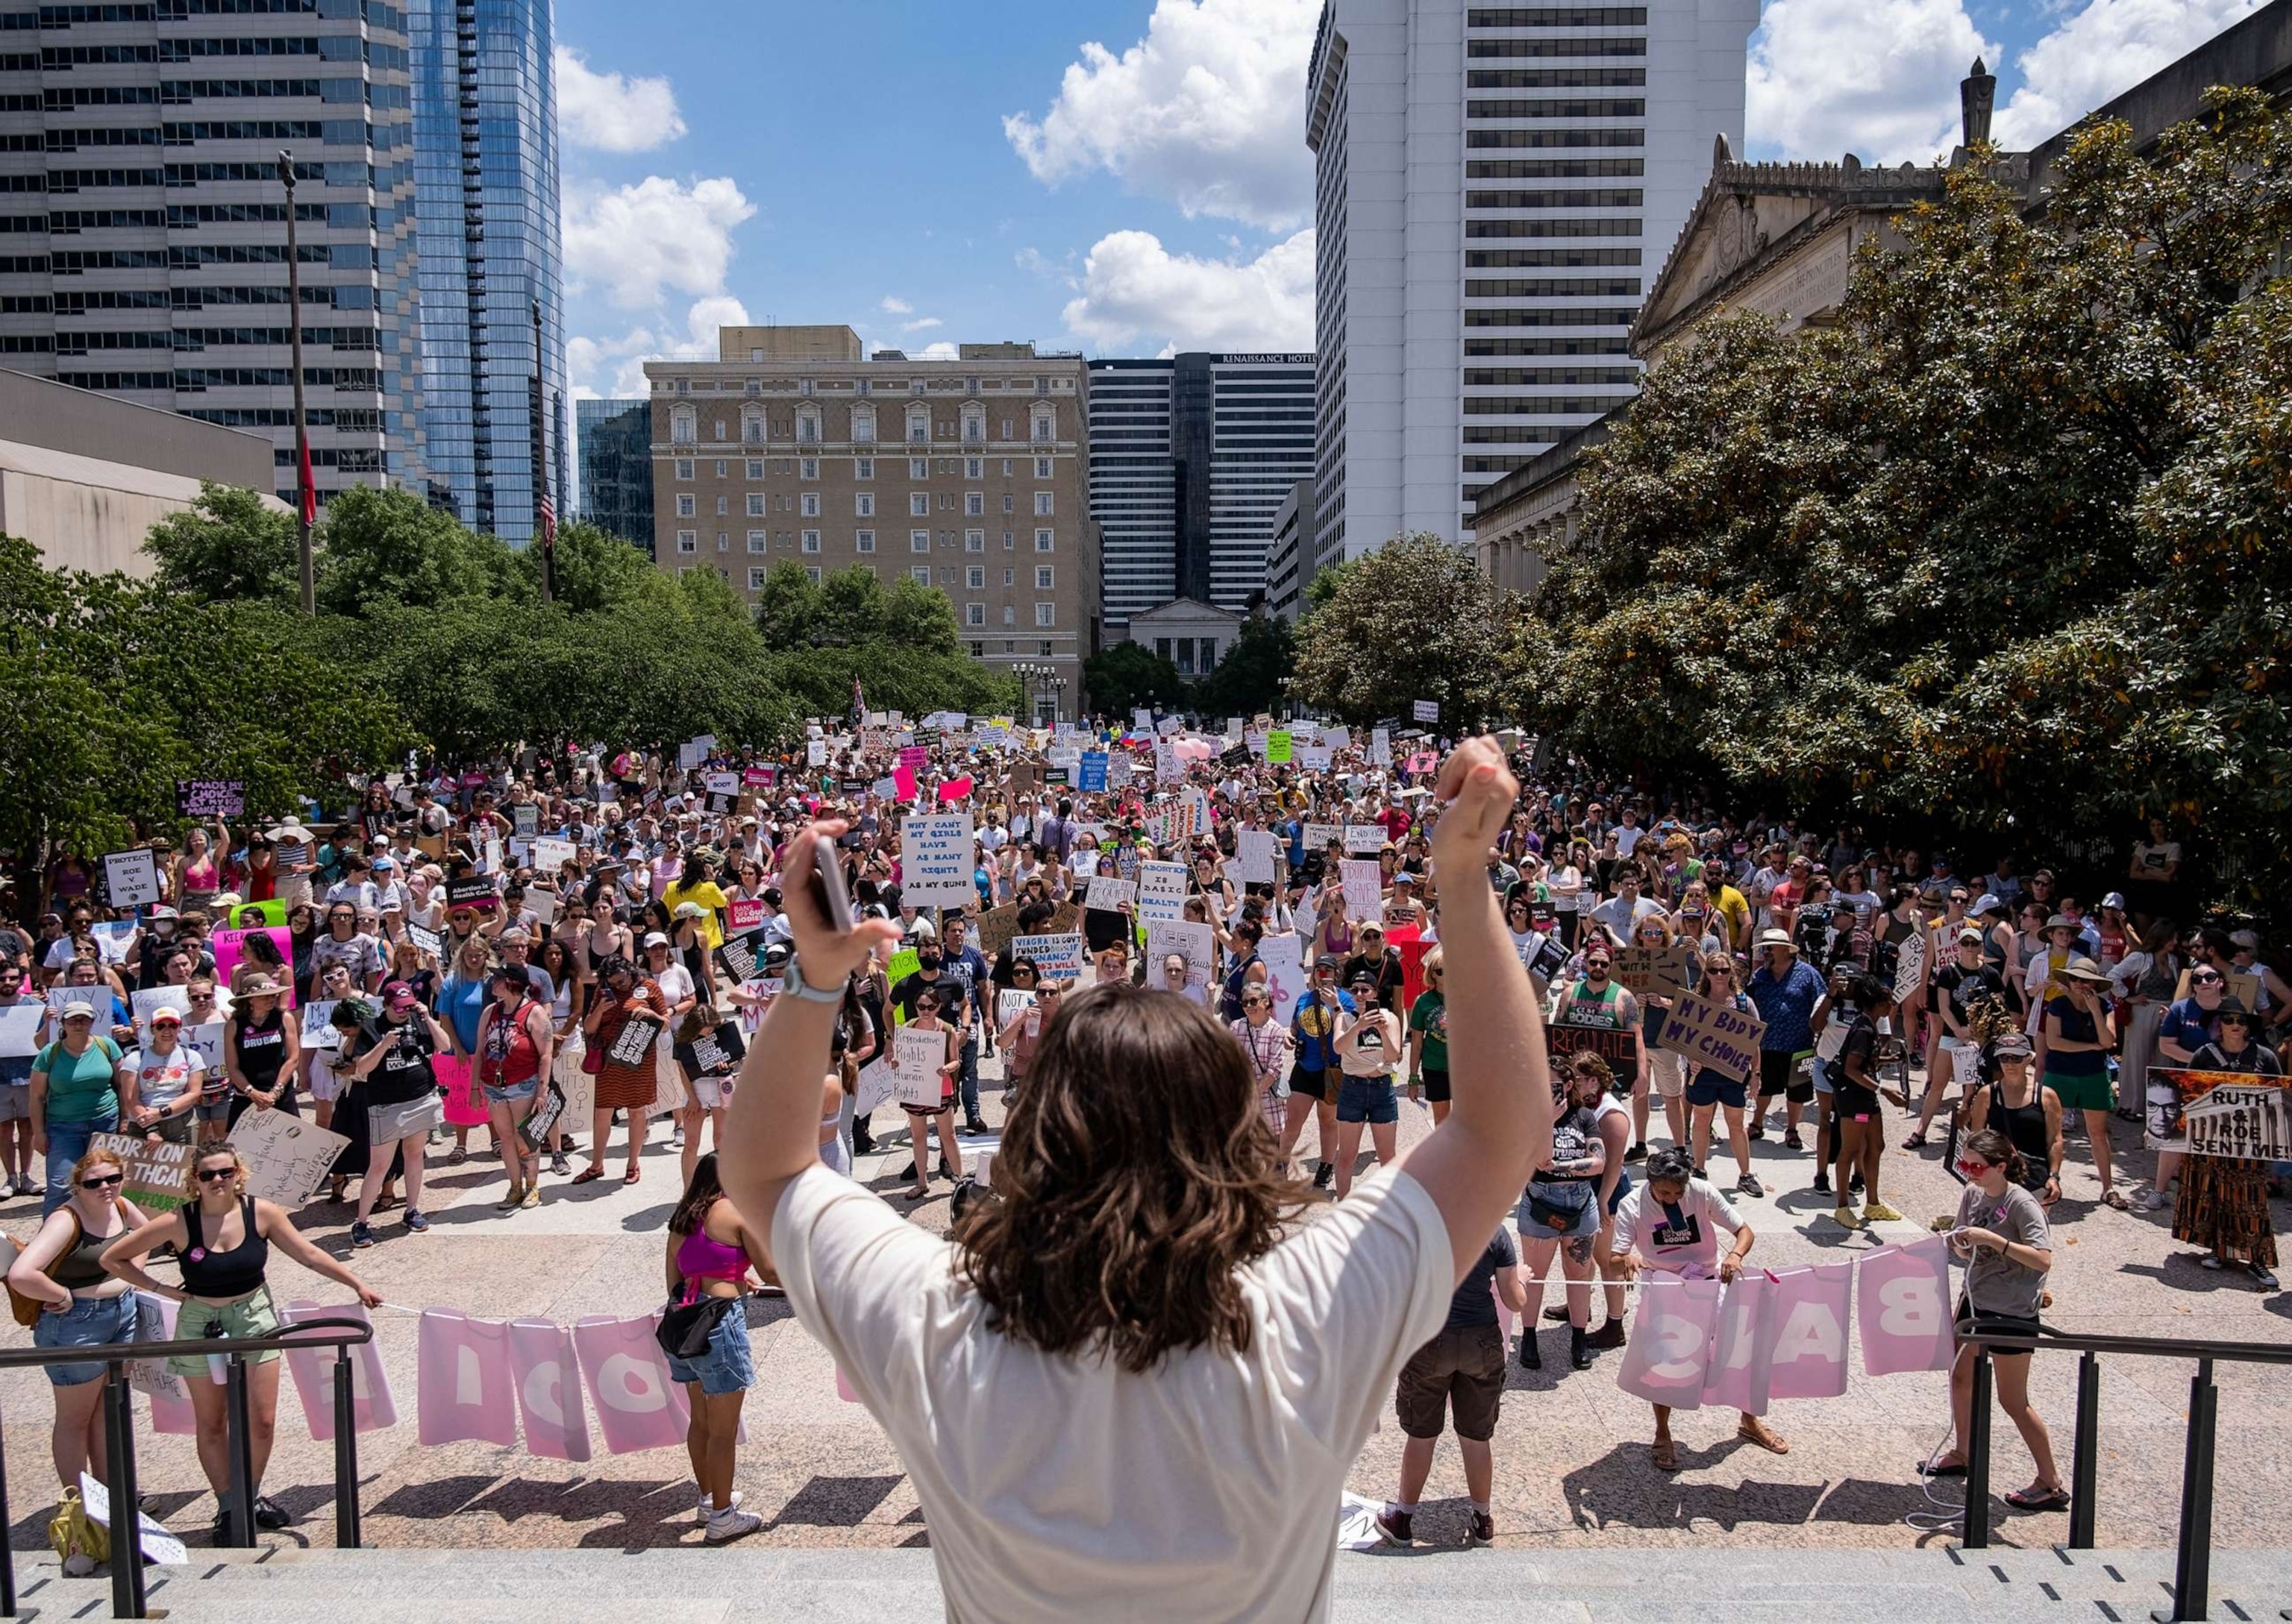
47, 1487, 108, 1574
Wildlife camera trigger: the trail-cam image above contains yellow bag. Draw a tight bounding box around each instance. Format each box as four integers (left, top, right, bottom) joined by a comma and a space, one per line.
48, 1487, 109, 1569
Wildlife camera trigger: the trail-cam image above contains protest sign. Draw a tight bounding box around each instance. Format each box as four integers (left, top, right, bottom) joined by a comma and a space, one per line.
1855, 1238, 1956, 1376
1078, 751, 1108, 792
1344, 824, 1386, 855
1106, 752, 1134, 788
300, 997, 341, 1052
213, 926, 296, 1006
1370, 727, 1391, 767
854, 1056, 899, 1119
530, 836, 574, 873
1615, 943, 1696, 997
231, 1109, 352, 1206
1136, 861, 1189, 924
2172, 967, 2263, 1009
1132, 709, 1153, 734
892, 1025, 946, 1109
1339, 859, 1384, 923
408, 923, 442, 961
607, 1014, 665, 1070
1233, 830, 1279, 885
716, 935, 764, 985
446, 877, 498, 912
807, 739, 828, 767
727, 897, 768, 934
1154, 741, 1183, 784
1412, 699, 1440, 723
1083, 877, 1136, 914
90, 921, 134, 965
176, 779, 244, 818
1892, 932, 1926, 1008
2150, 1067, 2292, 1161
104, 847, 160, 909
1010, 932, 1086, 982
0, 1003, 41, 1059
1266, 730, 1294, 765
1259, 933, 1304, 1026
513, 803, 539, 840
1659, 991, 1765, 1085
971, 903, 1022, 961
997, 989, 1036, 1030
1145, 920, 1215, 1000
88, 1131, 195, 1211
1302, 822, 1341, 856
899, 812, 974, 909
1546, 1021, 1638, 1067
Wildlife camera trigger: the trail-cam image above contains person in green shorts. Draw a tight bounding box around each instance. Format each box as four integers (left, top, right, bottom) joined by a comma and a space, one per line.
2043, 958, 2122, 1207
1407, 949, 1451, 1124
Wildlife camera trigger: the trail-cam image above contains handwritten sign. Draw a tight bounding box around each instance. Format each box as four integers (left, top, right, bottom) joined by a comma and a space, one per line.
892, 1025, 946, 1110
1266, 730, 1294, 765
1233, 830, 1279, 885
1010, 932, 1086, 982
1083, 877, 1135, 914
1615, 943, 1696, 997
900, 812, 974, 909
176, 780, 244, 818
1340, 859, 1384, 923
1136, 861, 1189, 924
1145, 920, 1215, 999
1412, 699, 1439, 723
87, 1131, 195, 1212
104, 847, 161, 909
1659, 991, 1766, 1085
1344, 824, 1386, 855
230, 1108, 351, 1206
530, 836, 574, 874
1892, 932, 1927, 1008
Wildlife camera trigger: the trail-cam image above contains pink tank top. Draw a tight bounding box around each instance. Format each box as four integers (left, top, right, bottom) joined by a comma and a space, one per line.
675, 1226, 745, 1283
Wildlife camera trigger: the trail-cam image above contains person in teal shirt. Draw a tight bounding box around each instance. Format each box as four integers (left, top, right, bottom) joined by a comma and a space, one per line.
30, 1005, 126, 1216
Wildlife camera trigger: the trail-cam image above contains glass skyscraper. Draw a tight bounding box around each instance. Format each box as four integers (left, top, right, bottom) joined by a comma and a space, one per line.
410, 0, 564, 541
574, 396, 654, 554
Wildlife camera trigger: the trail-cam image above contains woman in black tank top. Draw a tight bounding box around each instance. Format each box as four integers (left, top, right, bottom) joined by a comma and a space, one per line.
1965, 1044, 2062, 1205
101, 1141, 381, 1542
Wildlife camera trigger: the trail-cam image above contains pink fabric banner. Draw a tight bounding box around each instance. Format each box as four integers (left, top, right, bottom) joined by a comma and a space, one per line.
936, 774, 974, 803
508, 1317, 592, 1462
1761, 1261, 1855, 1400
891, 765, 918, 802
1700, 1272, 1779, 1415
279, 1299, 397, 1440
416, 1308, 517, 1447
436, 1053, 487, 1127
1615, 1274, 1721, 1408
572, 1313, 690, 1455
1856, 1236, 1956, 1376
130, 1291, 198, 1435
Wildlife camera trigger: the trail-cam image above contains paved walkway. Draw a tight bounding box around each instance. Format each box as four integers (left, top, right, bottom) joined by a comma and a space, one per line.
2, 1047, 2286, 1558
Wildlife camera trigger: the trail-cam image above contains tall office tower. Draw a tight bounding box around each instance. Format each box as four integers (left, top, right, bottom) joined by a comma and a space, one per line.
409, 0, 563, 540
0, 0, 428, 510
1305, 0, 1755, 569
574, 395, 653, 552
1087, 351, 1315, 633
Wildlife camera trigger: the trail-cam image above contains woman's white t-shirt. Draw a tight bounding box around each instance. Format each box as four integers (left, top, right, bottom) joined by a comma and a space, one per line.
1613, 1177, 1744, 1274
774, 1163, 1452, 1623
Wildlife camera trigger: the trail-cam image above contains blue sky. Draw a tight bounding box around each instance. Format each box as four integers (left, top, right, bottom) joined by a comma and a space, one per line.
555, 0, 2269, 399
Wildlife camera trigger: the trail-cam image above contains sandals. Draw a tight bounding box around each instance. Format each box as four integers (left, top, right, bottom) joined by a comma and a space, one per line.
622, 1166, 642, 1185
1651, 1438, 1678, 1472
2101, 1189, 2130, 1211
904, 1186, 932, 1201
1917, 1455, 1967, 1478
1900, 1132, 1929, 1151
572, 1165, 604, 1185
1737, 1417, 1789, 1455
2006, 1485, 2070, 1512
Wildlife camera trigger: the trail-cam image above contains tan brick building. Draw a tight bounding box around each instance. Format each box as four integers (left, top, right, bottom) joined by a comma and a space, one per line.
643, 325, 1099, 722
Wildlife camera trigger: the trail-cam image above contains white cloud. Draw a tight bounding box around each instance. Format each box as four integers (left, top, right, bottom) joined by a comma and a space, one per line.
1994, 0, 2267, 147
1746, 0, 1999, 162
902, 316, 943, 332
1014, 245, 1069, 280
917, 342, 959, 360
1059, 228, 1313, 353
567, 296, 751, 399
879, 295, 913, 314
554, 47, 686, 152
1004, 0, 1318, 230
563, 176, 755, 310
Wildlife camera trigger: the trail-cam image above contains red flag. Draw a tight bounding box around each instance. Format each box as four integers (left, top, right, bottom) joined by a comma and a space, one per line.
296, 433, 316, 526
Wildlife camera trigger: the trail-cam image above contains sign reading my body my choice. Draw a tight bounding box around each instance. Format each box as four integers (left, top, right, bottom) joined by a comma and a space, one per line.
899, 812, 975, 909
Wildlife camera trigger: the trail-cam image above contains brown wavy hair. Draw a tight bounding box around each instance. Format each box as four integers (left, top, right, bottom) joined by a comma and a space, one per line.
954, 981, 1300, 1373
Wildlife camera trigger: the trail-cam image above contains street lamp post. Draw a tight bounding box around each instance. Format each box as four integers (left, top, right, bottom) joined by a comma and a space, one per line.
278, 149, 314, 615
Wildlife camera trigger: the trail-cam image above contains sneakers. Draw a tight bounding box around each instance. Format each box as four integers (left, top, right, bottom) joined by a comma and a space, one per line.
519, 1184, 540, 1210
1373, 1506, 1413, 1546
696, 1489, 742, 1525
1624, 1141, 1648, 1164
2199, 1254, 2225, 1271
670, 1123, 685, 1150
1694, 1167, 1708, 1181
1862, 1201, 1906, 1223
549, 1151, 571, 1178
252, 1494, 292, 1531
403, 1208, 430, 1233
1848, 1172, 1865, 1195
1587, 1318, 1627, 1349
1782, 1131, 1805, 1151
496, 1182, 524, 1210
351, 1220, 375, 1249
1468, 1511, 1496, 1547
1737, 1172, 1765, 1199
1811, 1174, 1832, 1196
2135, 1190, 2170, 1213
2250, 1263, 2280, 1291
1832, 1206, 1862, 1230
704, 1505, 764, 1543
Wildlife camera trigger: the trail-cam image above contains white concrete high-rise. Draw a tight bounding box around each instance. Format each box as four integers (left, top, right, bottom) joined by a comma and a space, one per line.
1306, 0, 1756, 570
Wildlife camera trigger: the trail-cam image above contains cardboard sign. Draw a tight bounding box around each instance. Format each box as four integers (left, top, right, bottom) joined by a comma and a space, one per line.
1892, 932, 1926, 1007
104, 847, 161, 909
1233, 830, 1279, 885
530, 836, 574, 874
892, 1024, 945, 1109
1010, 932, 1086, 982
1412, 699, 1440, 723
1545, 1021, 1639, 1067
1340, 859, 1384, 923
2172, 968, 2263, 1010
1344, 824, 1386, 855
900, 812, 975, 909
1266, 731, 1293, 765
1136, 861, 1190, 924
1083, 877, 1136, 914
176, 779, 244, 818
1659, 991, 1767, 1085
972, 903, 1023, 961
1615, 943, 1696, 997
88, 1131, 195, 1212
231, 1107, 351, 1206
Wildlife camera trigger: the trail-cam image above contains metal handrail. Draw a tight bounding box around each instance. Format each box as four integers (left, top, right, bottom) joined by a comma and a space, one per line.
1957, 1318, 2292, 1623
0, 1314, 374, 1621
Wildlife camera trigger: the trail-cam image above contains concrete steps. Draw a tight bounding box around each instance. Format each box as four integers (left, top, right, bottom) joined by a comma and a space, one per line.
9, 1542, 2288, 1623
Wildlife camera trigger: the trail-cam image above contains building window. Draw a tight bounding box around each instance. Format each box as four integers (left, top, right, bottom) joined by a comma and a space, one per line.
1035, 602, 1056, 628
966, 566, 985, 589
798, 377, 815, 397
912, 565, 931, 583
675, 494, 696, 518
1003, 604, 1016, 625
800, 492, 819, 517
715, 495, 729, 516
1033, 492, 1054, 515
1035, 528, 1055, 551
1001, 419, 1014, 439
909, 492, 930, 518
961, 404, 985, 445
745, 493, 765, 517
742, 408, 764, 445
676, 530, 697, 553
1198, 637, 1219, 669
856, 530, 875, 553
748, 568, 767, 589
1034, 456, 1052, 479
966, 601, 986, 627
713, 421, 726, 441
671, 406, 695, 444
1035, 565, 1055, 589
801, 530, 821, 554
907, 405, 930, 443
909, 457, 928, 480
807, 566, 822, 583
970, 642, 986, 658
674, 458, 694, 480
964, 492, 983, 516
745, 459, 763, 480
857, 379, 872, 396
910, 379, 926, 395
965, 457, 983, 479
1156, 636, 1173, 662
797, 409, 819, 445
1003, 530, 1016, 551
714, 460, 727, 478
852, 405, 876, 443
1003, 567, 1015, 586
854, 492, 874, 517
854, 456, 873, 479
716, 532, 728, 551
800, 458, 818, 480
1031, 407, 1054, 443
747, 530, 766, 553
910, 530, 930, 554
962, 529, 982, 554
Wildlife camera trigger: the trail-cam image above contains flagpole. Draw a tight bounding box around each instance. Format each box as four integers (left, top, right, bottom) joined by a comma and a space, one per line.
280, 148, 315, 615
532, 295, 554, 603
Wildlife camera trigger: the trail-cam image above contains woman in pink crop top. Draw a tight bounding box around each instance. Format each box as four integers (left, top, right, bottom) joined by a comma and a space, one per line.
664, 1152, 769, 1541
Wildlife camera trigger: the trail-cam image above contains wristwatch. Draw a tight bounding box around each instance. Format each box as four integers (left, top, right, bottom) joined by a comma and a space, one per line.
780, 951, 845, 1005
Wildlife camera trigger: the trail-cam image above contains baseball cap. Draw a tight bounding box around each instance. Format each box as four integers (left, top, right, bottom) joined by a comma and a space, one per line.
60, 1000, 96, 1021
1971, 893, 2005, 916
642, 932, 670, 948
1991, 1031, 2034, 1060
382, 979, 417, 1009
149, 1005, 184, 1026
2100, 891, 2126, 911
1958, 927, 1985, 944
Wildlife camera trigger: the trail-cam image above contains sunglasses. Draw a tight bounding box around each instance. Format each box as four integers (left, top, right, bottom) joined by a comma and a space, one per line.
1426, 968, 1443, 979
2193, 973, 2223, 985
1955, 1160, 1991, 1178
195, 1165, 237, 1183
78, 1172, 124, 1189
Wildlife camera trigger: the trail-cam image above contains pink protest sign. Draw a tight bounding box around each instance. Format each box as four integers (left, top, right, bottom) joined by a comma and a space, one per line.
742, 766, 776, 786
436, 1053, 488, 1127
1856, 1237, 1955, 1377
572, 1313, 690, 1454
726, 898, 768, 934
131, 1291, 198, 1435
417, 1308, 518, 1447
279, 1299, 396, 1439
1761, 1260, 1854, 1400
1615, 1274, 1720, 1408
936, 774, 974, 803
897, 745, 929, 773
892, 765, 918, 802
213, 927, 297, 1009
510, 1318, 593, 1461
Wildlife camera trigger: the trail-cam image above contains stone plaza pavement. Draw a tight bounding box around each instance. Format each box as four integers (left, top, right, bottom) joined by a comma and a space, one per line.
1, 1046, 2286, 1560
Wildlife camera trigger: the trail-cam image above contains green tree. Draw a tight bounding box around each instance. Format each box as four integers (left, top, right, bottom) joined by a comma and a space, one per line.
1083, 640, 1186, 718
1194, 612, 1293, 718
1291, 532, 1521, 728
510, 521, 664, 614
315, 485, 512, 616
754, 563, 1015, 719
142, 482, 300, 606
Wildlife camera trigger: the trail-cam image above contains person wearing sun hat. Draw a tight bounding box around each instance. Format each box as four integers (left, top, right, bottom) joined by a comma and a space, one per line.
2174, 997, 2281, 1290
2043, 956, 2123, 1208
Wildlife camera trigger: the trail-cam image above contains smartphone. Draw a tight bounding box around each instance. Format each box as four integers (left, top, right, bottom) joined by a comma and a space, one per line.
810, 841, 857, 932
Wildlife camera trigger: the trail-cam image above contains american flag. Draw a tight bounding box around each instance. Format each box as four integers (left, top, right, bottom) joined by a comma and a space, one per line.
537, 486, 557, 552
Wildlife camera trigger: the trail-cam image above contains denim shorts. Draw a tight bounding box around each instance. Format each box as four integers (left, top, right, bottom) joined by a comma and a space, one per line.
666, 1298, 755, 1396
1336, 1073, 1398, 1125
483, 1077, 539, 1106
32, 1291, 140, 1386
1516, 1182, 1601, 1241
